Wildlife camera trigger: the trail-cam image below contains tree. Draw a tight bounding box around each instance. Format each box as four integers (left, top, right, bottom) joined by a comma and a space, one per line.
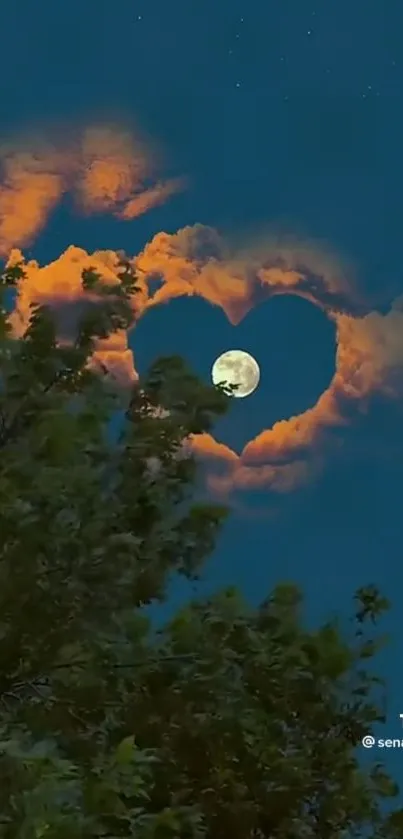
139, 583, 403, 839
0, 258, 402, 837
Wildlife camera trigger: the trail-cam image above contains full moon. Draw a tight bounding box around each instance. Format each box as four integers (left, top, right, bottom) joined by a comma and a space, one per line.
211, 350, 260, 398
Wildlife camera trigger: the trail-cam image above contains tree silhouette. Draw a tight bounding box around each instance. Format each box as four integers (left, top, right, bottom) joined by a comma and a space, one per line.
0, 259, 402, 837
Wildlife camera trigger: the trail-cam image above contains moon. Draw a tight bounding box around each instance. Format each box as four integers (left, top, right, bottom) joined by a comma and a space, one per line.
211, 350, 260, 398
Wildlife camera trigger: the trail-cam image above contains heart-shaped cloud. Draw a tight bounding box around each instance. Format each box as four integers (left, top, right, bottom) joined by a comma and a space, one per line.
2, 124, 403, 501
132, 225, 403, 495
7, 227, 403, 498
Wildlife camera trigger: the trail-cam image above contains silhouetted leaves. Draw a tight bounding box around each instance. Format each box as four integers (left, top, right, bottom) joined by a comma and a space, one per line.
0, 259, 401, 837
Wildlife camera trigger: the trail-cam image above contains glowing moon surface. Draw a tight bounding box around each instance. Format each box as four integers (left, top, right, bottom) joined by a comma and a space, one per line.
211, 349, 260, 398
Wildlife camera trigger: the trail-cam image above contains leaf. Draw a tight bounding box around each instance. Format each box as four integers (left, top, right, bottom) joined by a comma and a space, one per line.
115, 735, 136, 765
0, 288, 400, 839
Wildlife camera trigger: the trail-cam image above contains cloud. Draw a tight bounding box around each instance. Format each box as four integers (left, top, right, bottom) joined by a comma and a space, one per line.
0, 125, 185, 257
7, 222, 403, 499
0, 144, 70, 257
120, 178, 187, 220
1, 126, 402, 500
75, 128, 185, 216
133, 225, 403, 494
7, 245, 137, 385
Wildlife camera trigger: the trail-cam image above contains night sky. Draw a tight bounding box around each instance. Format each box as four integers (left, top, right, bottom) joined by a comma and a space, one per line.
2, 0, 403, 787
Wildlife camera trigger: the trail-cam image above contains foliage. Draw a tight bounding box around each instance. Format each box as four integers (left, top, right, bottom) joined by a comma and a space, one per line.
0, 259, 402, 837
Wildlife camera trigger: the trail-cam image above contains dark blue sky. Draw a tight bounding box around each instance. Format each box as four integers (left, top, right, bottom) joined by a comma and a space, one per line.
3, 0, 403, 785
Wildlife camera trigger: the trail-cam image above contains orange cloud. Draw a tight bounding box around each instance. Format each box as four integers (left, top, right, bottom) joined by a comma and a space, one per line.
132, 225, 403, 494
7, 245, 137, 384
2, 126, 401, 499
76, 127, 150, 214
0, 145, 71, 257
0, 124, 185, 257
8, 223, 403, 498
120, 178, 187, 220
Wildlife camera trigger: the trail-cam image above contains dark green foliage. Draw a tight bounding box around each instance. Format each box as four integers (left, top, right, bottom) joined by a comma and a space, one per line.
0, 259, 401, 837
